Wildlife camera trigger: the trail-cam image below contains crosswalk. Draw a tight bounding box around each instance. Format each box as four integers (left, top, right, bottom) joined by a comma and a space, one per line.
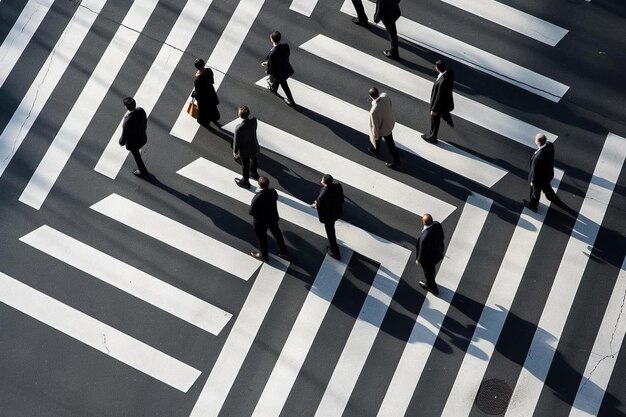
0, 1, 624, 416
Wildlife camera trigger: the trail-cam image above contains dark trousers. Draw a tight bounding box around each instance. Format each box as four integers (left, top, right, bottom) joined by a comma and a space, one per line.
374, 133, 401, 163
427, 111, 453, 140
130, 148, 148, 176
382, 17, 399, 53
254, 221, 287, 258
528, 181, 560, 210
352, 0, 367, 21
421, 262, 438, 292
325, 222, 340, 256
270, 76, 295, 103
241, 155, 259, 184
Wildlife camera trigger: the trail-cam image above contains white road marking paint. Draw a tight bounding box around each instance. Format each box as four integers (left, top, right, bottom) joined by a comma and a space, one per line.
289, 0, 318, 16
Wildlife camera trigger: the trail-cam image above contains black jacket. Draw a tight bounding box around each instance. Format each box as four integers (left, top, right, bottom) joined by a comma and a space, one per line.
316, 183, 344, 224
416, 222, 445, 265
430, 70, 455, 114
266, 43, 294, 80
249, 188, 280, 224
233, 117, 260, 158
193, 68, 219, 106
374, 0, 401, 23
529, 142, 555, 185
119, 108, 147, 150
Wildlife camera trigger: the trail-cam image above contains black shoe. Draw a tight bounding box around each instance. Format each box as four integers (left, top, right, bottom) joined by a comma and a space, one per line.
419, 280, 439, 295
132, 169, 149, 179
367, 146, 380, 158
421, 134, 438, 144
523, 200, 538, 213
352, 17, 368, 27
251, 251, 268, 262
383, 49, 399, 59
284, 98, 295, 107
235, 178, 251, 189
386, 162, 400, 169
278, 250, 290, 260
326, 247, 341, 260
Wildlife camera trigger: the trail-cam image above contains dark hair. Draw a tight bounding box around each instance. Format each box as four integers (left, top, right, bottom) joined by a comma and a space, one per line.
322, 174, 333, 185
194, 58, 205, 70
368, 87, 379, 99
258, 176, 269, 189
270, 31, 281, 43
238, 105, 250, 119
435, 60, 447, 72
123, 97, 136, 111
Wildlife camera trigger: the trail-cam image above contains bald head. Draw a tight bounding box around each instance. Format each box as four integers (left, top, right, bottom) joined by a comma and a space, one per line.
535, 133, 547, 147
422, 213, 433, 226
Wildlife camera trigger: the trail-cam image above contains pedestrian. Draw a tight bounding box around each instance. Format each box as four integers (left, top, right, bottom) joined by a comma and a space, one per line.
367, 87, 401, 168
233, 105, 260, 189
311, 174, 345, 260
261, 31, 296, 107
523, 133, 562, 212
415, 213, 445, 296
119, 97, 149, 179
354, 0, 400, 59
249, 176, 289, 262
421, 60, 454, 144
192, 58, 220, 128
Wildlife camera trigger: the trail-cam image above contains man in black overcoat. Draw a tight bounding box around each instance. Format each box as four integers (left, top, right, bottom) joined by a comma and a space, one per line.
249, 177, 289, 262
262, 31, 296, 106
119, 97, 149, 179
524, 133, 562, 212
422, 60, 455, 144
311, 174, 345, 260
416, 213, 445, 295
233, 105, 260, 189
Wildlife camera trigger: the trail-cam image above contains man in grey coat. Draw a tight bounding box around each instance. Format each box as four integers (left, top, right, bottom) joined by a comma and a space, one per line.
233, 105, 261, 189
367, 87, 401, 168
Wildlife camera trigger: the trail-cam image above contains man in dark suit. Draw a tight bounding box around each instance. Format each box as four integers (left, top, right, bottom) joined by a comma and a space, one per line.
119, 97, 149, 179
249, 176, 289, 262
524, 133, 562, 212
416, 213, 445, 295
262, 31, 296, 106
375, 0, 401, 59
311, 174, 345, 260
233, 105, 260, 189
421, 60, 455, 144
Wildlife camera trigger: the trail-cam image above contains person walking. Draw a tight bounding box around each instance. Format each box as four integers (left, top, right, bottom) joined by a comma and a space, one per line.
249, 176, 289, 262
262, 31, 296, 107
233, 105, 260, 189
192, 58, 220, 128
311, 174, 345, 260
350, 0, 401, 59
416, 213, 445, 295
524, 133, 562, 212
421, 60, 454, 144
119, 97, 149, 179
367, 87, 401, 168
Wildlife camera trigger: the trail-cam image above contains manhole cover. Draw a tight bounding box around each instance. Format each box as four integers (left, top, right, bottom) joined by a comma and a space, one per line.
475, 378, 513, 415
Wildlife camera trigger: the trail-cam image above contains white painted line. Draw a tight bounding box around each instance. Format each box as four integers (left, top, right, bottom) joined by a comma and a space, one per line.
439, 171, 564, 417
301, 34, 557, 148
254, 77, 507, 187
251, 252, 352, 417
0, 0, 54, 87
569, 256, 626, 417
222, 118, 456, 220
19, 0, 160, 209
90, 193, 261, 280
375, 193, 494, 417
290, 0, 318, 16
441, 0, 568, 46
20, 225, 232, 335
0, 0, 107, 178
0, 271, 201, 392
177, 157, 412, 273
170, 0, 265, 142
341, 0, 569, 102
506, 133, 626, 417
94, 0, 214, 179
190, 259, 289, 417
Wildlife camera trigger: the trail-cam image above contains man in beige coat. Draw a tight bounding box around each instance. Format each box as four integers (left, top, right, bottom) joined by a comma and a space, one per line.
367, 87, 401, 168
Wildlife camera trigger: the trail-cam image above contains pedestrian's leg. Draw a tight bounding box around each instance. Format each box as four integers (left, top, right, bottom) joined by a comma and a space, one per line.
542, 183, 561, 203
131, 148, 149, 176
441, 112, 454, 127
250, 155, 259, 179
254, 222, 269, 259
269, 222, 288, 254
422, 263, 438, 293
352, 0, 368, 22
428, 113, 441, 140
279, 79, 295, 104
528, 184, 541, 210
382, 17, 399, 55
241, 157, 251, 184
325, 222, 340, 256
384, 133, 401, 163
